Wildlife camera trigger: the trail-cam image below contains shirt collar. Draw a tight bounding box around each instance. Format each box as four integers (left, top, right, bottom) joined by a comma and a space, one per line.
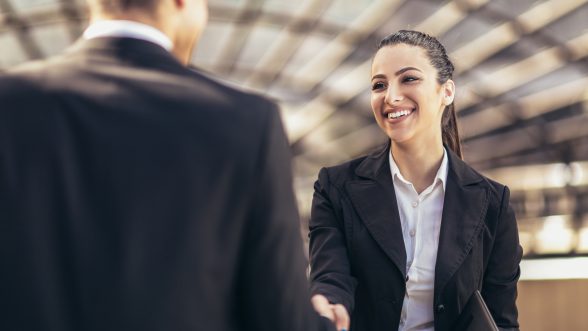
83, 20, 173, 52
389, 147, 449, 191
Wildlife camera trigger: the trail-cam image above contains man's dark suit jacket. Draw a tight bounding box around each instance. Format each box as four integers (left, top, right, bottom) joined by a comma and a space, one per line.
309, 144, 522, 331
0, 37, 331, 331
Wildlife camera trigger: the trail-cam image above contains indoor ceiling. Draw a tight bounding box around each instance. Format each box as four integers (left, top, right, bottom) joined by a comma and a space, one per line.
2, 0, 588, 256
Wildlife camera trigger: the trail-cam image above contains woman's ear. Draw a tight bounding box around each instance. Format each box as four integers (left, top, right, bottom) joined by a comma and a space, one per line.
443, 79, 456, 106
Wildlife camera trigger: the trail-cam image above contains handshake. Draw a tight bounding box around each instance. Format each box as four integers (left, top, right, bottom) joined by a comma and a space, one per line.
312, 294, 350, 331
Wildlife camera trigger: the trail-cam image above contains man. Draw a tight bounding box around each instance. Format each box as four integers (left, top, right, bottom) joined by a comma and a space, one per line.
0, 1, 345, 330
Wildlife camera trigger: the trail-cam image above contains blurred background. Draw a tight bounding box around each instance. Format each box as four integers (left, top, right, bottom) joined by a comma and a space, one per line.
1, 0, 587, 329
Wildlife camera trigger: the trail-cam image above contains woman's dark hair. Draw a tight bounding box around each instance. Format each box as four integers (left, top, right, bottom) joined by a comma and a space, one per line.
377, 30, 462, 159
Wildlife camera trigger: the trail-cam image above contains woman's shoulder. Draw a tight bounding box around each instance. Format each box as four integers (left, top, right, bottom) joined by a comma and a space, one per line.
318, 155, 370, 186
321, 143, 389, 179
450, 154, 509, 201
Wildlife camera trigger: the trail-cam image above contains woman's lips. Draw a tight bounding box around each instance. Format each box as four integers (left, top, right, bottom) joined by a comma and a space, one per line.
384, 108, 415, 122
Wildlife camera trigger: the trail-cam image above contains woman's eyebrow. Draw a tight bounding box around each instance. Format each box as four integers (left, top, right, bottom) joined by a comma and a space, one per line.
395, 67, 422, 75
371, 74, 386, 81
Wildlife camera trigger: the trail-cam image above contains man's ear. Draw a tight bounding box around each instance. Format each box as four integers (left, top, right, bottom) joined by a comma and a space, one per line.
443, 79, 455, 106
174, 0, 186, 9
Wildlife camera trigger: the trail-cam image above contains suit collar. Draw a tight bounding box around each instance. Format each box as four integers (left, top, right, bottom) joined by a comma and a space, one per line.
354, 141, 390, 182
65, 37, 185, 73
355, 141, 483, 187
347, 141, 404, 278
348, 141, 489, 287
434, 148, 489, 301
83, 20, 173, 52
388, 146, 449, 192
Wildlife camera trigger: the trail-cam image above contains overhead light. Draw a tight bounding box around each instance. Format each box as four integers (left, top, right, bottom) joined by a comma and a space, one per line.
570, 162, 587, 187
520, 257, 588, 281
534, 215, 576, 254
576, 217, 588, 254
482, 162, 588, 191
518, 230, 534, 256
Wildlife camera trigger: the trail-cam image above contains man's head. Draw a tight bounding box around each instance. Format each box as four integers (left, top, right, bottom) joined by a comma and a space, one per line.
87, 0, 208, 65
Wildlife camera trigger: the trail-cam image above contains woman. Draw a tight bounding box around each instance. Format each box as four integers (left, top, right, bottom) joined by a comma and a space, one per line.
309, 30, 522, 331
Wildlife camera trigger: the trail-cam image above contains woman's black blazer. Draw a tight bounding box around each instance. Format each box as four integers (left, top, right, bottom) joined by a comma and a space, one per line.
309, 145, 522, 331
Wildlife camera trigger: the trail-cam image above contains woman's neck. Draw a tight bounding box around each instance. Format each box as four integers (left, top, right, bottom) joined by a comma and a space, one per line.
391, 138, 445, 194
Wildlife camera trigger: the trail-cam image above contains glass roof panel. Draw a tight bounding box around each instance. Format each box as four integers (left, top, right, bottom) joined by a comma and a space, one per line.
321, 0, 375, 25
235, 23, 282, 68
0, 31, 28, 67
9, 0, 61, 12
441, 13, 504, 51
29, 21, 71, 57
211, 0, 246, 7
281, 33, 332, 78
263, 0, 306, 15
192, 22, 234, 68
543, 3, 588, 44
485, 0, 550, 19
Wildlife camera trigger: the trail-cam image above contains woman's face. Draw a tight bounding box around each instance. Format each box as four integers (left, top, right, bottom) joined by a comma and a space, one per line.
370, 44, 454, 145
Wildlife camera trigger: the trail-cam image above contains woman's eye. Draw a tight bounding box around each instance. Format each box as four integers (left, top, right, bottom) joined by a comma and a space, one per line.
372, 82, 385, 90
403, 76, 419, 83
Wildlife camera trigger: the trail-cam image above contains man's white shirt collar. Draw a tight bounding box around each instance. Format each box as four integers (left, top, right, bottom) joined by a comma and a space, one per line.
389, 147, 449, 192
83, 20, 173, 52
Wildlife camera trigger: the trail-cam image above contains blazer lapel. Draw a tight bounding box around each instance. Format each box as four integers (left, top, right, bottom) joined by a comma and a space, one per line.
345, 143, 407, 279
434, 150, 489, 297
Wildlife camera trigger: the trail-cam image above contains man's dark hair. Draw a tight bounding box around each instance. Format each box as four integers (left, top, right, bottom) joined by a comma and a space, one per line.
89, 0, 159, 13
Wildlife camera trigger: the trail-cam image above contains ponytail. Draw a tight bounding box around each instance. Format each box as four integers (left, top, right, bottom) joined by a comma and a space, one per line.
441, 103, 462, 159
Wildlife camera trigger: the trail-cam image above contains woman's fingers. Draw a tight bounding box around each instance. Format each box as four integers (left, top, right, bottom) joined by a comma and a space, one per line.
332, 304, 350, 331
311, 294, 335, 321
311, 295, 350, 331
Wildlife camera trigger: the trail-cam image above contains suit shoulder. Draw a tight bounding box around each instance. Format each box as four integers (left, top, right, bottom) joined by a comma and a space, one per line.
0, 67, 45, 100
0, 54, 78, 97
481, 175, 508, 202
186, 67, 277, 113
319, 155, 370, 187
3, 56, 58, 79
463, 164, 508, 203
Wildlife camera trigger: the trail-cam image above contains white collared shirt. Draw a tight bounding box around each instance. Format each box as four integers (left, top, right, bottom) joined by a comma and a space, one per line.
389, 148, 448, 331
83, 20, 173, 51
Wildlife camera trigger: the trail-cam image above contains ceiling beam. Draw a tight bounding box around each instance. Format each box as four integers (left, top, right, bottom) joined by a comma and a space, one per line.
281, 0, 498, 145
241, 0, 335, 90
210, 0, 268, 76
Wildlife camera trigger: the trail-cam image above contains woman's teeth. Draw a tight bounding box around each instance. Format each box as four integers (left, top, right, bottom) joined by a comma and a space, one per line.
388, 110, 412, 119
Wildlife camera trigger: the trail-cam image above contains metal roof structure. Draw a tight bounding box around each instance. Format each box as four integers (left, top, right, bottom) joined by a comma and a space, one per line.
1, 0, 588, 257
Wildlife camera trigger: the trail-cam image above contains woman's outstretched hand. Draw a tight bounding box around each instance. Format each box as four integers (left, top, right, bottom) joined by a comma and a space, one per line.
311, 294, 350, 331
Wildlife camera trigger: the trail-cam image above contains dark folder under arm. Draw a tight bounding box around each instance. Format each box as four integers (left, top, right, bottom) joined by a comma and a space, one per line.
453, 290, 499, 331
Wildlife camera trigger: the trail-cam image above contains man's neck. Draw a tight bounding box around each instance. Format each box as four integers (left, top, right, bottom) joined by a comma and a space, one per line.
89, 14, 191, 65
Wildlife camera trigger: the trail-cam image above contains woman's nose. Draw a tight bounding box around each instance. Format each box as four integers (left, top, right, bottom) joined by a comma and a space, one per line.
385, 85, 403, 104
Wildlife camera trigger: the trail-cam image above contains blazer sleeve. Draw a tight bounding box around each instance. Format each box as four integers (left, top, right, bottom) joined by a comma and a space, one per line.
308, 167, 358, 314
235, 101, 334, 331
482, 185, 523, 331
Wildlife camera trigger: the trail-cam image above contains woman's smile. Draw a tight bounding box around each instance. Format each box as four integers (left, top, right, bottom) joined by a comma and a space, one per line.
384, 107, 416, 123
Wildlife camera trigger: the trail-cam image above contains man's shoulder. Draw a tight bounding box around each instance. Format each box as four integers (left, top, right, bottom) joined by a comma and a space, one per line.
0, 50, 81, 94
0, 62, 48, 99
184, 67, 277, 111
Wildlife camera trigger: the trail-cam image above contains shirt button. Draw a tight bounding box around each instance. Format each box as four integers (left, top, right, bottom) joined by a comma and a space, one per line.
437, 304, 445, 313
410, 230, 416, 237
412, 201, 418, 208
